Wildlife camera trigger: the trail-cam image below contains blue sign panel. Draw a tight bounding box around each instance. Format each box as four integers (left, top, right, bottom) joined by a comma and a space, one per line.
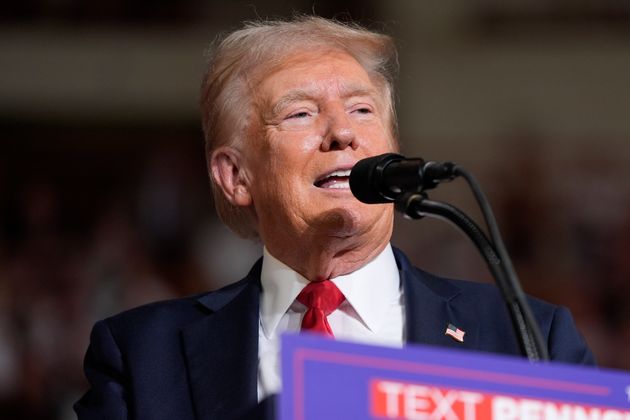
281, 334, 630, 420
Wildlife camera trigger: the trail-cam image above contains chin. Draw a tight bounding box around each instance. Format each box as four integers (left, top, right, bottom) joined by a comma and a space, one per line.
312, 205, 384, 239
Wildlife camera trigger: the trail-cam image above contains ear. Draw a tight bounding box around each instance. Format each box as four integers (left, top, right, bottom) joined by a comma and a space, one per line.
210, 147, 252, 207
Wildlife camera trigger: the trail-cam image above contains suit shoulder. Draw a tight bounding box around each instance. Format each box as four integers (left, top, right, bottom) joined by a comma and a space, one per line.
405, 263, 568, 339
105, 270, 258, 327
100, 293, 208, 341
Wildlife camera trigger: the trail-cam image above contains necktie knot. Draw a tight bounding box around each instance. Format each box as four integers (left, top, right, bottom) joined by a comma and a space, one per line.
297, 280, 345, 336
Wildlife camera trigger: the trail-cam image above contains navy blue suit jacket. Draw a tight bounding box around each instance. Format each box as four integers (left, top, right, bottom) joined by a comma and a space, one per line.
75, 249, 594, 419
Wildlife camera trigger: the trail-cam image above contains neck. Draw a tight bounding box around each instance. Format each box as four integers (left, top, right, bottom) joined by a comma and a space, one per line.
263, 226, 392, 282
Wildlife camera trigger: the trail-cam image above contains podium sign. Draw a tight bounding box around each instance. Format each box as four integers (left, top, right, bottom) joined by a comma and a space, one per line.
281, 334, 630, 420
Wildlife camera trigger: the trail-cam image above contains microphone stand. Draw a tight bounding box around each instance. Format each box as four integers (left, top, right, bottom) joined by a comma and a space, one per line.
395, 192, 550, 362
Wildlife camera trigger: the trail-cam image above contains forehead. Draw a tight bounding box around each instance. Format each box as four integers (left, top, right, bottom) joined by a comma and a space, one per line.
255, 49, 378, 105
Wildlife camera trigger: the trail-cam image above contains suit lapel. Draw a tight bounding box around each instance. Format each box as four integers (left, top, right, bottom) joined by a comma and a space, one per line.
180, 262, 262, 420
395, 248, 480, 351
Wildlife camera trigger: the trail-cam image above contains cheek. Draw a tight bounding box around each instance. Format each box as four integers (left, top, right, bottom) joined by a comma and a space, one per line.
254, 139, 311, 194
265, 131, 323, 166
359, 127, 394, 153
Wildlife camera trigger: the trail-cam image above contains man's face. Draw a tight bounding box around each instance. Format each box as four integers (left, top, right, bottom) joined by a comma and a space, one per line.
242, 49, 395, 253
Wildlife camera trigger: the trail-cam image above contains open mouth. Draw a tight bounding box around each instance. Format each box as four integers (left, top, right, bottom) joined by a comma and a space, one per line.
314, 169, 351, 189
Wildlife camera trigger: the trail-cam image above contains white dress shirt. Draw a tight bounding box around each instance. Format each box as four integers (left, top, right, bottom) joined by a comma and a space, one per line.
257, 244, 404, 400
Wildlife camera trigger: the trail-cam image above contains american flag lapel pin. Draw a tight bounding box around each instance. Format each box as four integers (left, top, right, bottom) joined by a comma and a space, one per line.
445, 323, 465, 343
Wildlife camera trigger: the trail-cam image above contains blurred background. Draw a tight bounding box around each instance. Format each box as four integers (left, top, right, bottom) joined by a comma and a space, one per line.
1, 1, 630, 418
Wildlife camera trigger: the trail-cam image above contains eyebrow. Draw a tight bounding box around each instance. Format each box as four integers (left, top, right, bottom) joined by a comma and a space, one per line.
270, 90, 316, 118
269, 83, 379, 118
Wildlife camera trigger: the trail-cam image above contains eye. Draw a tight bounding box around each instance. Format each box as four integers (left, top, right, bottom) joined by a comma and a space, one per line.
350, 104, 374, 117
287, 111, 311, 119
348, 100, 374, 114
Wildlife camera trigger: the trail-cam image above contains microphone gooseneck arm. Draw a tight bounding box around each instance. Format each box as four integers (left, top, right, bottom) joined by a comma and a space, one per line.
396, 193, 549, 362
452, 166, 549, 361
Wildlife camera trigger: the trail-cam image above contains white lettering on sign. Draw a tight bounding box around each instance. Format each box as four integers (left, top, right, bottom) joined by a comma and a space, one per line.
374, 381, 484, 419
371, 379, 630, 420
377, 381, 405, 418
491, 395, 630, 420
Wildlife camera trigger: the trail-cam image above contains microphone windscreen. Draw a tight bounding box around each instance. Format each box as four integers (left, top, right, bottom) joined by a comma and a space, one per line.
349, 153, 402, 204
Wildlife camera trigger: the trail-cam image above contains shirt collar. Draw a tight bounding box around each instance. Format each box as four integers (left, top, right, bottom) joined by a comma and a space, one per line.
259, 244, 400, 338
330, 244, 400, 334
260, 247, 309, 338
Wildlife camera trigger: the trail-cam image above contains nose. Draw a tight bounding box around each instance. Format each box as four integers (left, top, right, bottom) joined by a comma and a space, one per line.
320, 109, 357, 152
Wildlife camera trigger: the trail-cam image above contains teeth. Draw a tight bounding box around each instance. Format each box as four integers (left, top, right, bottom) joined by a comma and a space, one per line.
315, 168, 352, 189
326, 181, 349, 189
327, 169, 351, 178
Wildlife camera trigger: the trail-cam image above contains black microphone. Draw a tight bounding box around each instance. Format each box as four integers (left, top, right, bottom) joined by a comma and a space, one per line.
349, 153, 457, 204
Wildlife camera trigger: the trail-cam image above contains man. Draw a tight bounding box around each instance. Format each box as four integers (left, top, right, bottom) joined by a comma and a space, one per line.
75, 16, 594, 420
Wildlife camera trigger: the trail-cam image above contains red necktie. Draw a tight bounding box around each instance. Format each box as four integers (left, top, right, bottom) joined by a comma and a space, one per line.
297, 280, 345, 337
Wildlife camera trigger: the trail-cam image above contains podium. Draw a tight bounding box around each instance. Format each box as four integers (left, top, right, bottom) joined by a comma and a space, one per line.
276, 334, 630, 420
